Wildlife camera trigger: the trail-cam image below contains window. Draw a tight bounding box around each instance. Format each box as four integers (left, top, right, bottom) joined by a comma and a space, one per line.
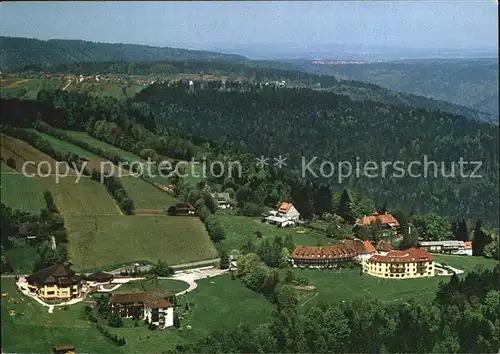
46, 291, 55, 295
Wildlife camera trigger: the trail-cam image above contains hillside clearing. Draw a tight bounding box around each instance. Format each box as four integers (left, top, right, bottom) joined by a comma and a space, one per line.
0, 172, 46, 214
217, 215, 331, 253
65, 215, 218, 271
120, 176, 177, 210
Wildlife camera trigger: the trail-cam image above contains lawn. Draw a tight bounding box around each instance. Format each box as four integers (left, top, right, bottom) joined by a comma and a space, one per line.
102, 274, 274, 352
0, 172, 46, 214
288, 267, 446, 309
113, 278, 190, 294
432, 254, 498, 273
65, 215, 218, 271
120, 176, 177, 210
1, 280, 122, 353
286, 255, 499, 310
4, 244, 38, 273
217, 215, 332, 253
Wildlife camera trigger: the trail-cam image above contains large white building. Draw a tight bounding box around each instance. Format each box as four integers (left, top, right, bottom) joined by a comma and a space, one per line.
419, 240, 472, 255
110, 291, 174, 329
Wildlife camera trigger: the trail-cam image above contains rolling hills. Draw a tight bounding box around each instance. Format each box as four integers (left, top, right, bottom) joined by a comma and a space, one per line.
0, 130, 218, 270
0, 36, 247, 72
293, 58, 499, 120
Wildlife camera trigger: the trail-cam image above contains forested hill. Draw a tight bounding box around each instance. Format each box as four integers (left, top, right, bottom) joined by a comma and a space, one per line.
25, 58, 495, 124
0, 36, 246, 72
292, 59, 499, 120
136, 81, 499, 226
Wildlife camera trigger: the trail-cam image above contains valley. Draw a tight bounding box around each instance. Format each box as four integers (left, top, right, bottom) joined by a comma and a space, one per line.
0, 3, 498, 351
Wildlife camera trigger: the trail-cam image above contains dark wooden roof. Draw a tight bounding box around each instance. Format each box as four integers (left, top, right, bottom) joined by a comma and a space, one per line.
53, 344, 75, 352
27, 264, 81, 286
110, 291, 174, 309
85, 271, 113, 282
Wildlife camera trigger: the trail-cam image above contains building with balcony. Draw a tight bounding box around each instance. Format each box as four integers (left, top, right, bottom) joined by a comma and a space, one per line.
26, 263, 83, 302
291, 245, 357, 268
362, 248, 435, 279
419, 240, 472, 255
110, 290, 175, 329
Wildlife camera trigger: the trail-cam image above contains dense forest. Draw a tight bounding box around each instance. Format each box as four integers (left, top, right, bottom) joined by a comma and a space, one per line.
19, 58, 493, 123
295, 58, 499, 120
0, 36, 246, 72
2, 35, 494, 123
135, 82, 499, 226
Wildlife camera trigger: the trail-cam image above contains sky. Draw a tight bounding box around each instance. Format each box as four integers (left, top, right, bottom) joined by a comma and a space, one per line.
1, 1, 498, 50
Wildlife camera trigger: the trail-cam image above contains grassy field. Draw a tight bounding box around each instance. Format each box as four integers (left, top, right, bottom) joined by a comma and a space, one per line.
0, 171, 47, 214
65, 215, 218, 271
0, 133, 64, 175
433, 254, 498, 272
41, 176, 122, 216
1, 78, 62, 100
120, 176, 177, 210
287, 255, 498, 310
65, 131, 143, 164
1, 280, 122, 353
104, 274, 274, 352
3, 244, 38, 273
64, 131, 203, 187
217, 215, 332, 253
1, 274, 273, 353
1, 133, 218, 272
112, 278, 190, 294
27, 129, 102, 159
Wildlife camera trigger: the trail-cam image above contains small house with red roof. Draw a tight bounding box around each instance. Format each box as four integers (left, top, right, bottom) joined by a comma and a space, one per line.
363, 248, 435, 279
354, 212, 401, 238
264, 201, 300, 227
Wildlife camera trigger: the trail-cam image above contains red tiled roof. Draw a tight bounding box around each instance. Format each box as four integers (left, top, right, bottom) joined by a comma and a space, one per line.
363, 240, 377, 254
376, 241, 393, 252
343, 239, 376, 254
291, 245, 357, 260
369, 248, 433, 263
278, 202, 292, 213
355, 212, 400, 227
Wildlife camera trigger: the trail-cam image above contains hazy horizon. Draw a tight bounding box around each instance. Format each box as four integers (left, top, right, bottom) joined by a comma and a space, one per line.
1, 1, 498, 53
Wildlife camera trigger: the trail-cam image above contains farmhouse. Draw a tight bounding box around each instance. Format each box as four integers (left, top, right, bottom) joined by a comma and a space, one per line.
291, 245, 357, 268
264, 202, 300, 227
363, 248, 435, 279
18, 222, 38, 238
210, 192, 232, 209
419, 240, 472, 255
26, 263, 84, 302
167, 203, 196, 216
110, 290, 175, 329
354, 212, 400, 237
342, 239, 377, 262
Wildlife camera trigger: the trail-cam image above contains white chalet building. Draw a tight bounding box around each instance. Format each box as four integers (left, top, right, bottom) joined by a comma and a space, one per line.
264, 202, 300, 227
